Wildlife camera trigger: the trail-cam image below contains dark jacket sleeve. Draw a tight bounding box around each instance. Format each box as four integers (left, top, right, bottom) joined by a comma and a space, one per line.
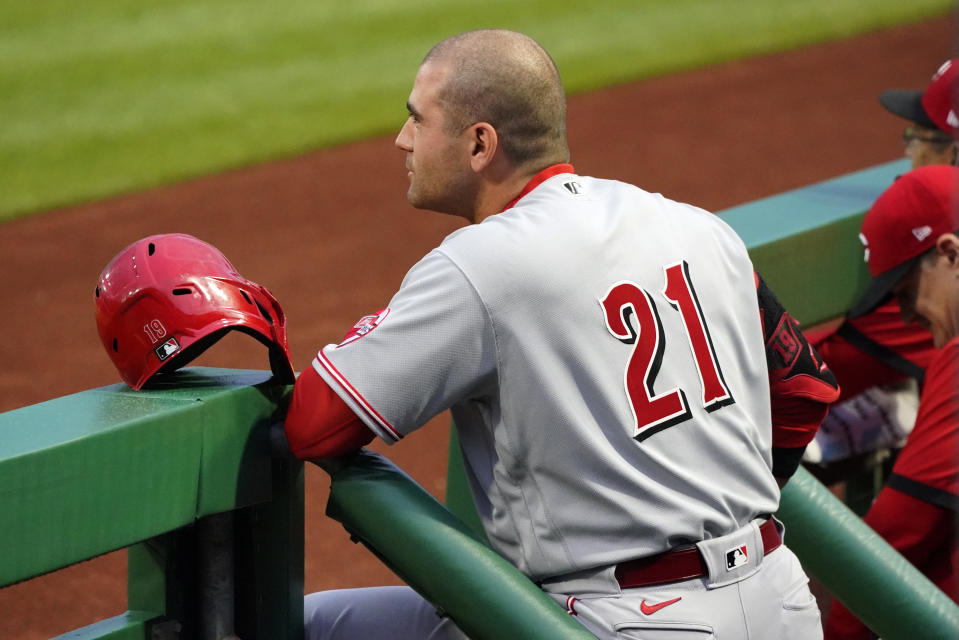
756, 272, 840, 478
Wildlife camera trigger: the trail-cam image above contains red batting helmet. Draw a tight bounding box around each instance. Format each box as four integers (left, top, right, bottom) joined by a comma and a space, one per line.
94, 233, 295, 389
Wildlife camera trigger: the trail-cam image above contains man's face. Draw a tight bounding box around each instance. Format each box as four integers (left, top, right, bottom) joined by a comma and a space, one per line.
893, 237, 959, 348
903, 124, 957, 169
395, 61, 478, 219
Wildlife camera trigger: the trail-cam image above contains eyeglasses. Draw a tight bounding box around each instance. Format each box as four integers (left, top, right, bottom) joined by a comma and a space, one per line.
902, 126, 953, 147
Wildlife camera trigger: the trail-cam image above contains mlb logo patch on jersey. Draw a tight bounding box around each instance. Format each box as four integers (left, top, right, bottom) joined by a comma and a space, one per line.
563, 181, 585, 196
725, 545, 749, 570
337, 308, 390, 347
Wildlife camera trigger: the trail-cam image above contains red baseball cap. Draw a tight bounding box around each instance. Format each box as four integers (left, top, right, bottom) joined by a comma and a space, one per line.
851, 165, 959, 317
880, 59, 959, 138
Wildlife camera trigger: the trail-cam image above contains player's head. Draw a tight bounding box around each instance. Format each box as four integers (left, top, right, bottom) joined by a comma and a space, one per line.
853, 165, 959, 347
880, 59, 959, 168
423, 30, 569, 169
395, 30, 569, 218
95, 233, 295, 389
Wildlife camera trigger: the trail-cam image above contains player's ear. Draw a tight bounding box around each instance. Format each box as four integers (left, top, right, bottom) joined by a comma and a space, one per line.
937, 232, 959, 266
467, 122, 498, 172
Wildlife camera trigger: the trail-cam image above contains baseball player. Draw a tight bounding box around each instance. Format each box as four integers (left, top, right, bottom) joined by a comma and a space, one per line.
882, 59, 959, 170
284, 30, 838, 639
824, 166, 959, 639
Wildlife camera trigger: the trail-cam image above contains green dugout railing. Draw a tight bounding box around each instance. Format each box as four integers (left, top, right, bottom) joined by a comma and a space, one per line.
2, 157, 958, 639
0, 368, 304, 640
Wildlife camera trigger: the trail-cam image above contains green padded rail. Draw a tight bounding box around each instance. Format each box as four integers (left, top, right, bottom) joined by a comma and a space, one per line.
1, 367, 304, 640
718, 158, 910, 326
322, 450, 596, 640
0, 367, 284, 586
779, 467, 959, 639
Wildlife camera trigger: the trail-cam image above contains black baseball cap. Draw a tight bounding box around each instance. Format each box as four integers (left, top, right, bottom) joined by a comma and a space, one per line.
879, 89, 939, 129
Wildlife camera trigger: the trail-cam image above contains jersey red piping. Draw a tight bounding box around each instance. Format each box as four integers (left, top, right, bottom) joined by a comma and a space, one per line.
502, 163, 575, 211
313, 351, 402, 442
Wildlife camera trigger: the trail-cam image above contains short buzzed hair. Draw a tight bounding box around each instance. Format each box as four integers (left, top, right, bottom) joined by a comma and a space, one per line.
423, 30, 570, 169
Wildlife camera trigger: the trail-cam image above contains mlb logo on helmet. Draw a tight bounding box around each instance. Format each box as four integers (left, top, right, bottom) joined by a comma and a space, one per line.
154, 337, 181, 362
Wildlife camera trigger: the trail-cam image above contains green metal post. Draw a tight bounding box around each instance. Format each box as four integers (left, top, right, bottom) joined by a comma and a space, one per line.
127, 527, 198, 637
234, 453, 305, 640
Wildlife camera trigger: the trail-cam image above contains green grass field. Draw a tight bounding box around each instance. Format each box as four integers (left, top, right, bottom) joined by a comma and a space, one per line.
1, 0, 952, 221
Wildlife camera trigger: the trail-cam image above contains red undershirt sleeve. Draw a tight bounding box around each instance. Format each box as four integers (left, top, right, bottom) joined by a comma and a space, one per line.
284, 364, 374, 460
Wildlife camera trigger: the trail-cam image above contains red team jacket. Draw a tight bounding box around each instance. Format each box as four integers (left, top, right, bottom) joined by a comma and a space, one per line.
815, 303, 957, 639
824, 336, 959, 638
811, 299, 937, 401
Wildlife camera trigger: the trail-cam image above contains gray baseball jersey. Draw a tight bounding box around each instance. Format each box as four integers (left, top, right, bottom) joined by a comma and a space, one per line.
313, 166, 780, 580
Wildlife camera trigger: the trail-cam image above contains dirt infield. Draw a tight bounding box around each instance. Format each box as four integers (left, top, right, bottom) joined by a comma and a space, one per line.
1, 15, 955, 638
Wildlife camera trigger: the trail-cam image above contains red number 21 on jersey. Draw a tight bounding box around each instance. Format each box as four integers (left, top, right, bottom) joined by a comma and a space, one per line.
600, 261, 734, 442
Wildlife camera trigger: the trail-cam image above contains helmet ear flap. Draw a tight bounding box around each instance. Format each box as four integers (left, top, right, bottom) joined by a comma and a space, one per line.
257, 286, 295, 385
95, 234, 295, 389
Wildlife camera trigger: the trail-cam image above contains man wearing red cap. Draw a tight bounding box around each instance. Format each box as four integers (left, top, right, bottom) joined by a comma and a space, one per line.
883, 59, 959, 169
825, 164, 959, 639
806, 61, 958, 484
